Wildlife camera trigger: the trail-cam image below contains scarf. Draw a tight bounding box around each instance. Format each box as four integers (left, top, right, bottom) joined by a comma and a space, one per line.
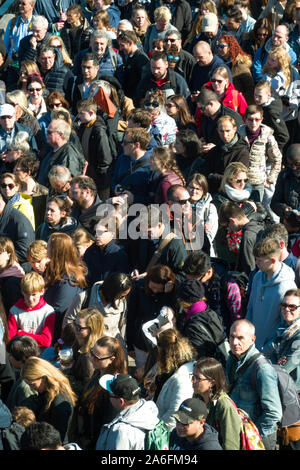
224, 183, 252, 202
220, 133, 238, 152
186, 300, 207, 321
246, 126, 261, 146
6, 191, 20, 205
226, 230, 242, 252
276, 317, 300, 355
0, 261, 25, 279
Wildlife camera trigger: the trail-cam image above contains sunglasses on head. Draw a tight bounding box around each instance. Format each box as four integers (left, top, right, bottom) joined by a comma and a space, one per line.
144, 100, 159, 108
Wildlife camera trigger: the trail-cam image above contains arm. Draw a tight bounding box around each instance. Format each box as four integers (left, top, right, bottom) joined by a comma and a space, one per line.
265, 135, 282, 185
255, 363, 282, 438
7, 313, 18, 340
16, 312, 55, 348
270, 172, 289, 218
215, 397, 242, 450
62, 292, 84, 330
252, 49, 263, 83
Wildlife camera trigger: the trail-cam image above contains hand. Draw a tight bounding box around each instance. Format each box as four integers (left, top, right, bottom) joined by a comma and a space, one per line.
60, 11, 67, 21
204, 222, 211, 232
277, 356, 287, 365
54, 21, 64, 31
202, 143, 216, 153
30, 36, 37, 49
122, 190, 134, 205
190, 91, 200, 103
111, 195, 128, 205
264, 181, 271, 188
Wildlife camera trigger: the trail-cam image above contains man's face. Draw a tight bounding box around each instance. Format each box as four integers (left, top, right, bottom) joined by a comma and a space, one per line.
163, 34, 181, 52
19, 0, 34, 15
32, 25, 47, 42
168, 188, 190, 214
175, 419, 202, 441
255, 256, 274, 273
118, 40, 132, 55
226, 17, 241, 32
46, 122, 60, 147
205, 25, 218, 39
78, 109, 93, 124
0, 114, 16, 132
150, 59, 168, 79
254, 87, 270, 106
287, 155, 300, 176
229, 323, 255, 358
92, 37, 108, 57
193, 46, 212, 66
70, 183, 90, 209
245, 112, 263, 133
272, 26, 288, 47
39, 51, 55, 71
81, 60, 99, 82
217, 120, 236, 143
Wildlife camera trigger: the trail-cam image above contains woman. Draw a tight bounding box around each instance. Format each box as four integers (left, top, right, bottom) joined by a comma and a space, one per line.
143, 6, 177, 54
15, 60, 41, 94
0, 132, 31, 174
143, 90, 177, 146
165, 95, 197, 132
38, 91, 71, 143
261, 45, 300, 141
21, 356, 76, 444
242, 18, 272, 60
63, 272, 132, 348
45, 35, 73, 68
26, 74, 47, 120
44, 233, 87, 341
204, 67, 248, 119
176, 278, 227, 360
216, 34, 254, 105
0, 172, 35, 229
92, 10, 117, 39
13, 154, 48, 229
187, 173, 218, 255
0, 236, 24, 312
67, 307, 105, 396
131, 6, 151, 46
192, 357, 241, 450
173, 129, 203, 179
60, 4, 92, 61
154, 328, 197, 430
150, 147, 185, 204
77, 336, 127, 449
72, 228, 94, 259
36, 196, 77, 242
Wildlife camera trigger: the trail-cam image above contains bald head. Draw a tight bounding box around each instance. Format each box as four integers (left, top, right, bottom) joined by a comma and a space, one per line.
229, 319, 256, 359
193, 41, 213, 65
272, 25, 289, 46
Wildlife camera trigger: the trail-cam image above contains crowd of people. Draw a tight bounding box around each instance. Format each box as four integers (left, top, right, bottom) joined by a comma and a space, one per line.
0, 0, 300, 452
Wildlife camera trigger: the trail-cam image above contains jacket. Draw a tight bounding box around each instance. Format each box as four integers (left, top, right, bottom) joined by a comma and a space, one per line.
42, 48, 74, 96
189, 55, 232, 93
235, 218, 265, 275
262, 97, 289, 152
122, 48, 150, 100
206, 392, 241, 450
17, 32, 51, 63
11, 193, 35, 230
60, 18, 92, 60
33, 0, 76, 28
169, 423, 223, 450
270, 167, 300, 219
35, 216, 78, 242
252, 37, 297, 82
143, 22, 178, 55
226, 344, 282, 438
230, 56, 255, 106
195, 102, 244, 143
96, 398, 159, 450
153, 170, 183, 204
246, 262, 297, 350
175, 48, 196, 85
155, 361, 194, 429
204, 81, 248, 118
238, 124, 282, 186
168, 0, 192, 42
43, 275, 84, 318
72, 46, 123, 82
191, 193, 218, 252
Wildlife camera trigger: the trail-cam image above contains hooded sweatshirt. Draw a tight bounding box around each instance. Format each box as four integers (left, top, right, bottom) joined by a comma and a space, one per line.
96, 398, 159, 450
246, 262, 297, 350
169, 423, 223, 450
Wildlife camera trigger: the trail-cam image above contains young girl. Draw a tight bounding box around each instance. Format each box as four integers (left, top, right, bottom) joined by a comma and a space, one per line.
72, 228, 94, 259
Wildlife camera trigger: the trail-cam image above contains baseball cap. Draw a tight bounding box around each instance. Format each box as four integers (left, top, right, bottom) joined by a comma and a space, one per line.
172, 398, 208, 424
99, 373, 141, 400
0, 104, 15, 118
202, 13, 219, 33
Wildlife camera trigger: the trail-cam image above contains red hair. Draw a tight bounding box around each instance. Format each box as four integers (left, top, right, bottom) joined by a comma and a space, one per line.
219, 34, 250, 64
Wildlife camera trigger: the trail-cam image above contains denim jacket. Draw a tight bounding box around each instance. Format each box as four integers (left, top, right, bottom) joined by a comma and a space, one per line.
226, 344, 282, 437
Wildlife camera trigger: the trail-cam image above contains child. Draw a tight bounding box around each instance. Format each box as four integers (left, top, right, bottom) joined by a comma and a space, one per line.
11, 406, 36, 428
26, 240, 50, 276
7, 272, 55, 348
72, 228, 94, 259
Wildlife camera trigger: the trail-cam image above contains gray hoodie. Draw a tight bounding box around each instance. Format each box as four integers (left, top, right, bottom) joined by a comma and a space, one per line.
96, 398, 159, 450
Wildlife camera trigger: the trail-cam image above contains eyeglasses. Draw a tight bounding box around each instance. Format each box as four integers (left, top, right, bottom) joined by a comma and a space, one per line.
74, 323, 90, 332
234, 178, 248, 184
1, 183, 15, 190
192, 374, 209, 382
164, 38, 177, 43
89, 349, 113, 361
212, 78, 224, 83
246, 117, 262, 122
216, 44, 228, 49
188, 185, 202, 192
144, 100, 160, 108
48, 102, 62, 109
280, 303, 300, 312
165, 102, 176, 108
171, 197, 190, 205
28, 87, 42, 93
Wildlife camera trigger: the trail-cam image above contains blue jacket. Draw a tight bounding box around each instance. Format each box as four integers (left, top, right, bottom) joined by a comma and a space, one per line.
107, 4, 121, 30
226, 344, 282, 438
73, 46, 123, 81
252, 38, 297, 82
33, 0, 77, 29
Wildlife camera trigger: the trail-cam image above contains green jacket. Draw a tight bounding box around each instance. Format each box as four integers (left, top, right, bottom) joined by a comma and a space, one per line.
206, 392, 241, 450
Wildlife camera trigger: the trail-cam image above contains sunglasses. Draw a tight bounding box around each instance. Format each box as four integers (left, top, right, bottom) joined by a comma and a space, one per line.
48, 102, 62, 109
167, 55, 180, 61
164, 38, 177, 43
216, 44, 228, 49
234, 178, 248, 184
1, 183, 15, 190
28, 88, 42, 93
171, 197, 190, 205
165, 102, 176, 107
74, 323, 90, 332
89, 349, 113, 361
280, 303, 300, 312
144, 100, 160, 108
257, 33, 268, 37
211, 78, 224, 83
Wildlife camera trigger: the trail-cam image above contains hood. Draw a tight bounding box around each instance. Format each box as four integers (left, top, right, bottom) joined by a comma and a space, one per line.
0, 400, 12, 429
198, 423, 221, 446
52, 47, 66, 71
264, 37, 291, 54
260, 262, 295, 289
111, 399, 159, 431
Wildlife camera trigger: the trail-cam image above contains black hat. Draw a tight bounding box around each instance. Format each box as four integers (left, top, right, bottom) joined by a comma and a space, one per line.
172, 398, 208, 424
176, 278, 205, 303
99, 373, 141, 400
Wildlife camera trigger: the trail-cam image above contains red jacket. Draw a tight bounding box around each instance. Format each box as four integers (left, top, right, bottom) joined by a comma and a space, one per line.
195, 81, 247, 137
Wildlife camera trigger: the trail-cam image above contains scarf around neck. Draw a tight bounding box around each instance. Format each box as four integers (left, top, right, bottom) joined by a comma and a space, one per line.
221, 133, 238, 152
224, 183, 252, 202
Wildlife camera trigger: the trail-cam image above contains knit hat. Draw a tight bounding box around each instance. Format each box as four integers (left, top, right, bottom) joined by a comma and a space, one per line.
172, 398, 208, 424
99, 373, 141, 400
176, 278, 205, 303
202, 13, 219, 32
0, 103, 15, 117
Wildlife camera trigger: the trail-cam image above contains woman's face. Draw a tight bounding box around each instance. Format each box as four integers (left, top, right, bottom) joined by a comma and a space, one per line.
90, 345, 115, 372
187, 181, 204, 202
192, 367, 213, 396
75, 243, 90, 259
281, 295, 300, 326
115, 288, 131, 301
174, 138, 185, 155
46, 201, 65, 227
211, 73, 228, 97
256, 28, 269, 44
0, 250, 10, 270
25, 376, 46, 394
93, 17, 105, 29
148, 280, 165, 295
133, 10, 146, 27
14, 165, 28, 182
216, 41, 229, 59
267, 54, 279, 69
156, 17, 169, 31
1, 176, 18, 200
19, 66, 28, 84
165, 100, 178, 118
28, 80, 43, 103
74, 317, 91, 344
229, 171, 248, 190
3, 148, 22, 164
95, 224, 114, 247
200, 7, 210, 15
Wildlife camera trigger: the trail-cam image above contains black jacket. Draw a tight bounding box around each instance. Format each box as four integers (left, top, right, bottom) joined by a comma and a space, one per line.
18, 32, 51, 63
60, 19, 92, 61
236, 218, 265, 275
198, 103, 244, 145
175, 48, 196, 85
122, 48, 149, 100
170, 423, 222, 450
262, 98, 289, 153
41, 48, 74, 96
270, 167, 300, 219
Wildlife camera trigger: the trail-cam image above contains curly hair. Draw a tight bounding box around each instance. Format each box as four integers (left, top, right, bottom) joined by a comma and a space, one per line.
262, 46, 291, 88
218, 34, 252, 66
157, 328, 197, 374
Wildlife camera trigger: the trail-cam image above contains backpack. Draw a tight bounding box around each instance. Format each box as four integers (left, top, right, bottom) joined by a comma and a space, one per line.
230, 399, 265, 450
145, 420, 170, 450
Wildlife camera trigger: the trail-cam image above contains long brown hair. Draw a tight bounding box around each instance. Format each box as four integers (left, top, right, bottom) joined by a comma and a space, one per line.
157, 328, 197, 374
45, 233, 87, 288
194, 357, 228, 397
152, 147, 185, 185
167, 95, 195, 128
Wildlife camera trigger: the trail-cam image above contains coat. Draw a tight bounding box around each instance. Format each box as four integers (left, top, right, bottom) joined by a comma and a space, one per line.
270, 167, 300, 219
204, 81, 248, 118
262, 97, 289, 152
42, 48, 74, 96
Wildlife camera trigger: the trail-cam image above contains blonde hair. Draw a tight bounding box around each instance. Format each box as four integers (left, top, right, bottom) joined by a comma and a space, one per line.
21, 357, 77, 409
21, 271, 45, 295
263, 46, 291, 87
27, 240, 48, 262
72, 228, 94, 247
6, 90, 34, 117
154, 6, 172, 21
50, 107, 72, 126
212, 66, 229, 82
76, 308, 105, 354
157, 328, 197, 374
220, 161, 248, 192
45, 35, 73, 67
0, 236, 18, 270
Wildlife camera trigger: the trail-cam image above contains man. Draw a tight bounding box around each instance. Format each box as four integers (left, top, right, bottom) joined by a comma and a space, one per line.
69, 175, 102, 237
77, 98, 113, 200
70, 52, 101, 115
4, 0, 36, 60
18, 15, 50, 63
72, 30, 123, 81
254, 80, 289, 153
117, 31, 149, 100
111, 127, 152, 205
33, 0, 76, 31
219, 201, 264, 275
20, 422, 81, 450
38, 119, 85, 187
189, 41, 231, 101
48, 165, 72, 198
246, 238, 297, 349
127, 108, 160, 149
169, 398, 222, 450
0, 103, 37, 155
223, 6, 244, 42
252, 24, 297, 82
135, 50, 190, 106
0, 192, 34, 270
194, 88, 243, 149
37, 45, 74, 95
226, 319, 282, 450
96, 373, 159, 450
163, 29, 196, 84
188, 13, 222, 55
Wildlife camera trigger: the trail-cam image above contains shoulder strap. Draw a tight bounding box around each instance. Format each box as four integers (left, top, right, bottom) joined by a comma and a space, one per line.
82, 287, 92, 309
146, 233, 176, 271
229, 353, 261, 395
